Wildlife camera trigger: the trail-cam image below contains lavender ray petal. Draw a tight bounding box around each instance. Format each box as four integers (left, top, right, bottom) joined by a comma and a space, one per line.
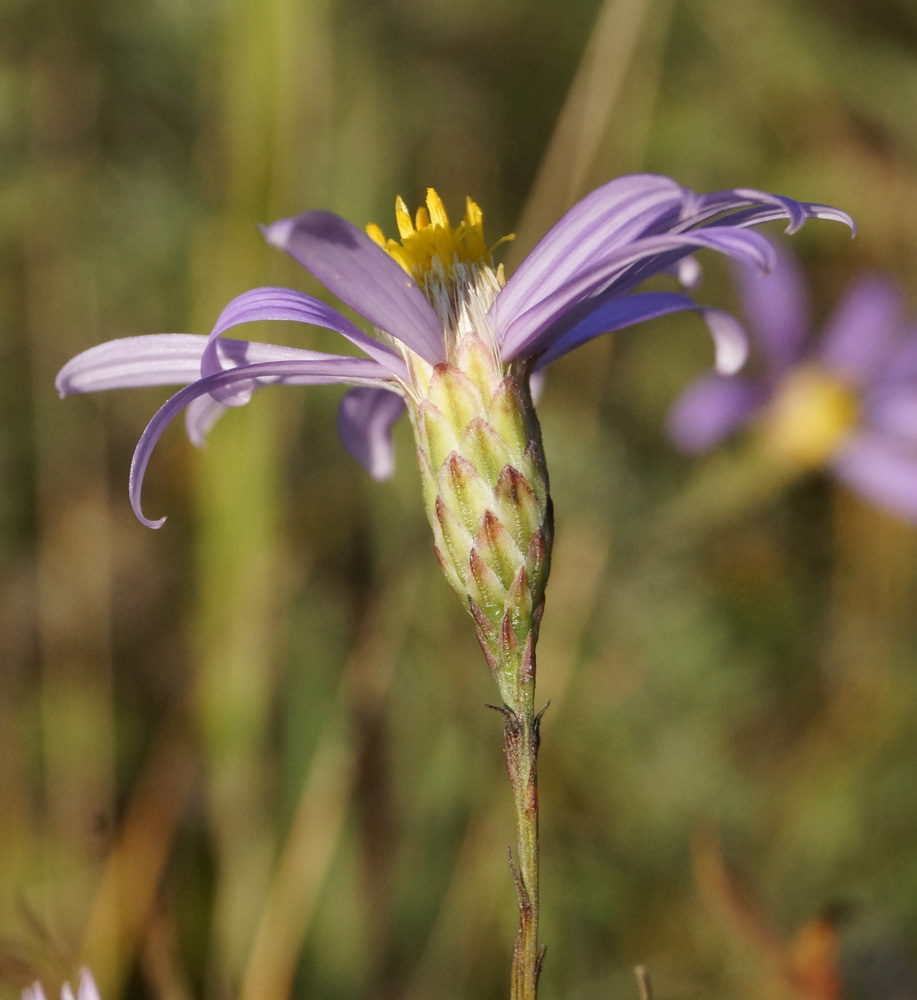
212, 341, 384, 413
832, 432, 917, 522
680, 190, 856, 236
200, 286, 406, 402
261, 212, 445, 364
876, 328, 917, 387
129, 358, 395, 528
494, 174, 687, 330
56, 332, 386, 398
76, 971, 100, 1000
673, 255, 701, 288
498, 182, 851, 340
57, 334, 218, 395
686, 188, 808, 232
184, 394, 230, 446
336, 386, 406, 480
667, 374, 764, 453
532, 292, 748, 375
499, 227, 775, 362
864, 387, 917, 442
529, 369, 546, 404
733, 244, 810, 374
818, 275, 903, 381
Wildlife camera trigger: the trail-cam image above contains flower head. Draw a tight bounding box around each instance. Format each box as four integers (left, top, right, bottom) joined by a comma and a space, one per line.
57, 175, 851, 685
23, 970, 100, 1000
58, 175, 851, 516
668, 245, 917, 521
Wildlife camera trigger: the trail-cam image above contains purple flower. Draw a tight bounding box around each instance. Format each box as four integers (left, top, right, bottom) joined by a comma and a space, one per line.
57, 175, 852, 528
23, 970, 100, 1000
668, 245, 917, 521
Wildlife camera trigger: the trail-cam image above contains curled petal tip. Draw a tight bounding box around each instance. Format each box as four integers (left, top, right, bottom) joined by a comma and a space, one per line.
56, 372, 78, 398
757, 238, 777, 273
834, 210, 857, 237
809, 206, 857, 238
716, 342, 748, 376
260, 218, 296, 249
129, 466, 167, 529
55, 366, 75, 397
132, 494, 167, 528
706, 309, 750, 375
676, 256, 702, 289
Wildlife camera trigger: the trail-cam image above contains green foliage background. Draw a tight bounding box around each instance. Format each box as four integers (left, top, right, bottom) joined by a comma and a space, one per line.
2, 0, 917, 998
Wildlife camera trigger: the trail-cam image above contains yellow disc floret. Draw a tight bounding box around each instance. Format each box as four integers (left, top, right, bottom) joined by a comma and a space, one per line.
366, 188, 498, 287
761, 366, 860, 469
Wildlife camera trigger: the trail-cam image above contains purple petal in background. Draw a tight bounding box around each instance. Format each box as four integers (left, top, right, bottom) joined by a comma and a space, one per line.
833, 432, 917, 522
75, 970, 100, 1000
877, 326, 917, 385
667, 373, 763, 453
875, 328, 917, 388
733, 244, 810, 375
337, 386, 406, 480
865, 387, 917, 442
261, 211, 445, 365
819, 276, 903, 382
23, 970, 100, 1000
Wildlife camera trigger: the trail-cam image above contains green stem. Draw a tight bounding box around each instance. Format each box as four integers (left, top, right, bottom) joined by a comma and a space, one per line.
499, 642, 544, 1000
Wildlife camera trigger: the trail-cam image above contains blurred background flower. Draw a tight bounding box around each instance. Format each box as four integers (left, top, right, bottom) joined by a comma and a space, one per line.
669, 246, 917, 523
2, 0, 917, 999
23, 969, 100, 1000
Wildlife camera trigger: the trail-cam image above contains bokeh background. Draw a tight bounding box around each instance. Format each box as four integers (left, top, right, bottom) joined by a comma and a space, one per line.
3, 0, 917, 998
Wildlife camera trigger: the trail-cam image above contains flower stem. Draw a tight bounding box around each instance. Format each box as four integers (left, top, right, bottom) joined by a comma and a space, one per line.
498, 642, 545, 1000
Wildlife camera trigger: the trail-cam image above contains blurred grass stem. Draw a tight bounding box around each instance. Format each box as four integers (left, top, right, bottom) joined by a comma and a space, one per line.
239, 559, 418, 1000
190, 0, 331, 990
509, 0, 661, 265
79, 728, 196, 997
24, 45, 117, 939
634, 965, 653, 1000
655, 437, 801, 547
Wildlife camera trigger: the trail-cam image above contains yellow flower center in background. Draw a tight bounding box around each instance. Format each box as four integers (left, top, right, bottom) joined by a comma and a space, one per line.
761, 366, 860, 469
367, 188, 500, 287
